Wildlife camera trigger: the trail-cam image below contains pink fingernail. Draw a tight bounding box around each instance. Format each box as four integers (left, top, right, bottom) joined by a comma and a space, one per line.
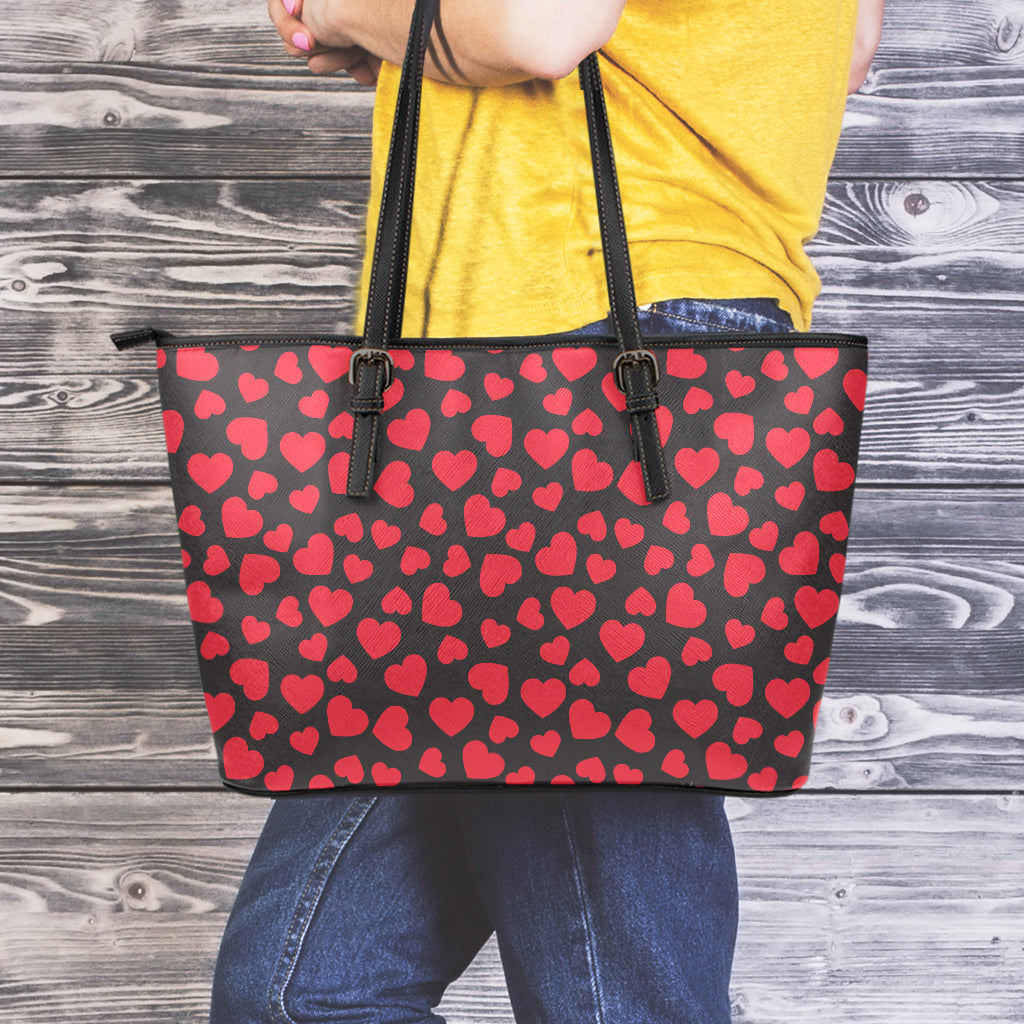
283, 0, 296, 12
292, 31, 311, 51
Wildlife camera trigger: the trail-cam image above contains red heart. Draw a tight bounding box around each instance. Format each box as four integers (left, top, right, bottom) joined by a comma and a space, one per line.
524, 428, 569, 468
552, 346, 597, 381
162, 410, 184, 454
661, 501, 690, 534
293, 534, 334, 576
327, 452, 351, 494
289, 726, 319, 755
785, 635, 814, 664
505, 522, 536, 551
204, 692, 235, 732
666, 582, 707, 628
485, 373, 514, 400
644, 545, 675, 575
665, 349, 707, 379
572, 449, 613, 491
577, 756, 607, 783
177, 347, 219, 382
517, 597, 545, 630
281, 673, 324, 714
519, 352, 547, 382
712, 663, 754, 706
543, 387, 573, 415
760, 350, 788, 380
194, 389, 226, 419
765, 427, 811, 469
766, 677, 811, 718
374, 460, 415, 507
586, 553, 616, 584
371, 762, 401, 786
186, 581, 223, 623
794, 347, 839, 379
472, 414, 514, 456
333, 512, 363, 541
188, 452, 233, 493
540, 636, 570, 665
441, 388, 472, 416
521, 677, 566, 717
673, 699, 717, 737
308, 585, 352, 626
230, 658, 270, 699
203, 545, 230, 575
675, 447, 719, 488
462, 740, 505, 779
421, 582, 463, 627
656, 405, 673, 445
779, 531, 820, 575
381, 586, 413, 615
532, 482, 563, 511
733, 717, 763, 744
249, 711, 278, 740
489, 715, 519, 743
775, 481, 805, 510
200, 631, 229, 659
784, 386, 815, 416
749, 521, 779, 551
819, 510, 849, 541
289, 485, 319, 514
238, 372, 269, 402
222, 736, 264, 780
264, 765, 295, 792
569, 699, 612, 739
391, 349, 414, 371
725, 619, 755, 648
686, 544, 714, 576
628, 656, 671, 699
723, 552, 766, 597
330, 755, 363, 783
298, 632, 328, 661
536, 532, 577, 575
280, 431, 325, 472
746, 767, 777, 791
572, 408, 603, 436
468, 663, 510, 704
843, 368, 867, 410
404, 546, 433, 575
774, 730, 805, 757
761, 597, 789, 630
424, 350, 465, 381
239, 553, 281, 596
356, 618, 401, 659
481, 619, 511, 647
614, 517, 644, 548
492, 468, 522, 497
577, 510, 607, 541
599, 620, 645, 661
367, 520, 399, 550
713, 412, 754, 455
569, 659, 600, 687
373, 706, 412, 750
298, 389, 329, 419
438, 633, 468, 664
813, 449, 856, 491
830, 553, 846, 584
705, 741, 748, 781
221, 496, 262, 538
241, 616, 271, 644
624, 587, 656, 616
274, 351, 303, 384
432, 452, 479, 491
813, 659, 830, 687
661, 749, 689, 778
430, 696, 475, 735
734, 466, 764, 496
551, 587, 596, 629
419, 503, 447, 535
479, 552, 522, 596
326, 694, 369, 736
387, 408, 431, 451
682, 386, 714, 414
794, 586, 839, 628
464, 493, 506, 537
308, 345, 350, 382
615, 708, 655, 752
726, 370, 755, 398
326, 655, 357, 683
812, 407, 844, 436
707, 492, 749, 536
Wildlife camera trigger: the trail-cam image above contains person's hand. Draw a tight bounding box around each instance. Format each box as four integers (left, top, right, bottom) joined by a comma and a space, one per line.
268, 0, 382, 85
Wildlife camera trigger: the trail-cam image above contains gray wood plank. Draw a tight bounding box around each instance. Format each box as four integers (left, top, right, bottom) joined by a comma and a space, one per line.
0, 792, 1021, 1024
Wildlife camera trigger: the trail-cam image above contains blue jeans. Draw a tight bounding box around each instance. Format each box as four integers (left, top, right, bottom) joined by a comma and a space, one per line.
210, 297, 793, 1024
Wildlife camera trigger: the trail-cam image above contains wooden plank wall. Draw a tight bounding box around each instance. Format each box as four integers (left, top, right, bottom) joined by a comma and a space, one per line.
1, 1, 1022, 1021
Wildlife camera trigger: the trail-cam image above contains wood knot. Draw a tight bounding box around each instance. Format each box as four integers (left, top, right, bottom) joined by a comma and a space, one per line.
11, 280, 26, 292
103, 109, 122, 127
996, 15, 1022, 53
903, 193, 930, 217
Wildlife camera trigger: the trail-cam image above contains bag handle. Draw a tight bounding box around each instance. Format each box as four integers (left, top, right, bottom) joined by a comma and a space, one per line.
347, 0, 669, 502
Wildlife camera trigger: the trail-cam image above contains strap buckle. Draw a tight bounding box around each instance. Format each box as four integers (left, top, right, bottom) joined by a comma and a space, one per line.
348, 347, 395, 389
612, 348, 660, 393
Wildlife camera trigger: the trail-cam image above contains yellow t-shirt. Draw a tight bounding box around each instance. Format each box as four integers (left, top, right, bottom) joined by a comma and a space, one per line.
356, 0, 857, 335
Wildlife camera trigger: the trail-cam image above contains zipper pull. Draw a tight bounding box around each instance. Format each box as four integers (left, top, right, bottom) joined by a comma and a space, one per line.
110, 326, 175, 351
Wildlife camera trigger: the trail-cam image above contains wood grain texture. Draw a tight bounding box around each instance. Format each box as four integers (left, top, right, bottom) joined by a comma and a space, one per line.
1, 792, 1021, 1024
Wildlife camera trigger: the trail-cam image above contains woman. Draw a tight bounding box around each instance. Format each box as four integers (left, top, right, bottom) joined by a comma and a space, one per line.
210, 2, 883, 1021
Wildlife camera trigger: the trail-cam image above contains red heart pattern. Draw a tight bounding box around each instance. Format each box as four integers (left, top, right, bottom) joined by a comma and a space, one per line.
157, 335, 864, 794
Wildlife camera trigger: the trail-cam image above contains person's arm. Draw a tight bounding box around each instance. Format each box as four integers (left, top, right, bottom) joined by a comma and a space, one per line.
268, 0, 628, 87
848, 0, 884, 93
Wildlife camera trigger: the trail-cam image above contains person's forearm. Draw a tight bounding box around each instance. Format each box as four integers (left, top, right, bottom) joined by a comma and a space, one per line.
300, 0, 627, 85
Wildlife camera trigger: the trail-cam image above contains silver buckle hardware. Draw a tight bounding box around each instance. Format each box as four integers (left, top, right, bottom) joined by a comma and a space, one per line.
348, 347, 395, 389
612, 348, 660, 393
